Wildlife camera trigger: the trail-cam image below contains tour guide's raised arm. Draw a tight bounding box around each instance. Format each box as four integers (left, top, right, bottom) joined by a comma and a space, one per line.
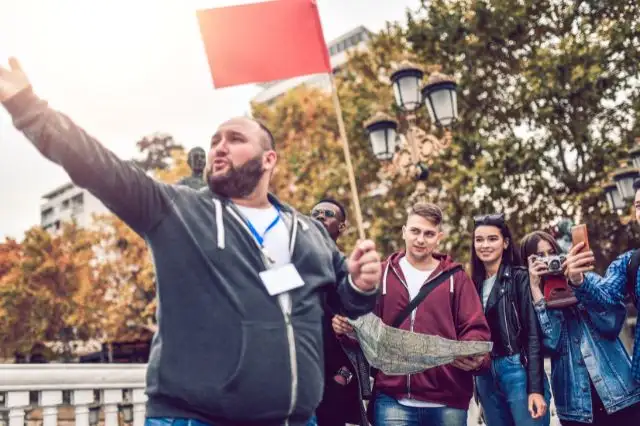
0, 57, 382, 426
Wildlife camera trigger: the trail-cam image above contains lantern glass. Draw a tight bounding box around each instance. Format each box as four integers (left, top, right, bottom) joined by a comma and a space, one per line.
631, 151, 640, 170
392, 75, 422, 112
605, 184, 625, 211
614, 170, 639, 201
369, 127, 398, 161
424, 84, 457, 127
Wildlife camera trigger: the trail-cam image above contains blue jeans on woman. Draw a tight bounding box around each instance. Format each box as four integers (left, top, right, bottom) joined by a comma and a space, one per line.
475, 354, 551, 426
373, 393, 468, 426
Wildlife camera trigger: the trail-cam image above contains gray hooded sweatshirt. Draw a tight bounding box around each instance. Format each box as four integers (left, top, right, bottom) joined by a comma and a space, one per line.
4, 88, 378, 426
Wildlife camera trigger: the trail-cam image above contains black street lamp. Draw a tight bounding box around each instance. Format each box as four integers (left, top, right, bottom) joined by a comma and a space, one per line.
390, 64, 424, 112
422, 72, 458, 128
363, 112, 399, 161
612, 166, 639, 202
364, 61, 458, 182
603, 139, 640, 222
602, 181, 625, 213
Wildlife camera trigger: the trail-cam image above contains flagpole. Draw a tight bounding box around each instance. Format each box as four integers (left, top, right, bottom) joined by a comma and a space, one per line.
328, 74, 366, 241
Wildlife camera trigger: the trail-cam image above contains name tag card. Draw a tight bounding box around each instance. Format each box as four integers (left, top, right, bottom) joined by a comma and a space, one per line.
259, 263, 305, 296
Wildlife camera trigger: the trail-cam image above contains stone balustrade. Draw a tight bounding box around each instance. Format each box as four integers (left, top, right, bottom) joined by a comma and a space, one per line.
0, 364, 146, 426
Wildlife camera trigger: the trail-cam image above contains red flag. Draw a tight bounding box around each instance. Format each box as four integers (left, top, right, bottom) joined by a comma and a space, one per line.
197, 0, 331, 88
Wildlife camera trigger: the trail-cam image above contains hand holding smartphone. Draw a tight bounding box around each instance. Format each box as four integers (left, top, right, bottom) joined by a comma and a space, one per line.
571, 224, 590, 253
566, 224, 596, 286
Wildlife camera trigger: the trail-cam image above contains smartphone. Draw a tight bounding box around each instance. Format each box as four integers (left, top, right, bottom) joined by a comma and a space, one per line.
571, 224, 590, 252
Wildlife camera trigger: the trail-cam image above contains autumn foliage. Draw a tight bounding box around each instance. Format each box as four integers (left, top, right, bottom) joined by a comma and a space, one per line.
2, 0, 639, 358
0, 136, 188, 360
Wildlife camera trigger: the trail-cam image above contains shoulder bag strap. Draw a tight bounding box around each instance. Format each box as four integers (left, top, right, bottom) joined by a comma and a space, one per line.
391, 265, 463, 328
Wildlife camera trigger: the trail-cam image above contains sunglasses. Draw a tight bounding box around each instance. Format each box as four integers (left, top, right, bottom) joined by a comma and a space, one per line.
473, 213, 505, 226
311, 208, 337, 218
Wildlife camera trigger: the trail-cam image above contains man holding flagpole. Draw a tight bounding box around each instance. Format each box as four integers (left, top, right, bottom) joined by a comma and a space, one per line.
0, 55, 381, 426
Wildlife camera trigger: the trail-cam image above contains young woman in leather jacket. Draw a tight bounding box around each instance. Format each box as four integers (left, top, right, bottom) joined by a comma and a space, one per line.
521, 231, 640, 425
471, 214, 551, 426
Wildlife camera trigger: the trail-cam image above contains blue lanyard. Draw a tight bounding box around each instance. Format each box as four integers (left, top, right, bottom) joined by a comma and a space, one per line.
244, 208, 281, 247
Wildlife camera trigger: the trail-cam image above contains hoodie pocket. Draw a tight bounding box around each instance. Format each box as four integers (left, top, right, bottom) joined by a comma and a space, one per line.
219, 320, 291, 420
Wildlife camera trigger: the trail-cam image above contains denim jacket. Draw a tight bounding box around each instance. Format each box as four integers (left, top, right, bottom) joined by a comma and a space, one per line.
534, 296, 640, 423
574, 250, 640, 383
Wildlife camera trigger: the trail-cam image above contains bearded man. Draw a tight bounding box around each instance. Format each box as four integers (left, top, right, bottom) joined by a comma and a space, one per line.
0, 57, 381, 426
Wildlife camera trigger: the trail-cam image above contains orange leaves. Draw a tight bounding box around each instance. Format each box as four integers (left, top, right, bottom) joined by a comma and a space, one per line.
0, 224, 99, 358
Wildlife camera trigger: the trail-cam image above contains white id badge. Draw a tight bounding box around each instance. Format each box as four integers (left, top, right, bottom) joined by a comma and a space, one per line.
259, 263, 305, 296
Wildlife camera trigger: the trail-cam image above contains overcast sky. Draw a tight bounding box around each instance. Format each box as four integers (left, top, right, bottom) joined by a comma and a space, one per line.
0, 0, 421, 240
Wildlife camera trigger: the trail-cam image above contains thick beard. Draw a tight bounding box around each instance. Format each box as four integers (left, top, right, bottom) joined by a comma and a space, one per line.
208, 156, 265, 199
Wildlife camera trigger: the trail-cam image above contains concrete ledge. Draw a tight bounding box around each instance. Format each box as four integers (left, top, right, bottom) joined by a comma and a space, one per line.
0, 364, 147, 391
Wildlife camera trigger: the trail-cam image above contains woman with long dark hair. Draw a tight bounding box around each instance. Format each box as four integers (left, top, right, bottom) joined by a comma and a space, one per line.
521, 230, 640, 425
471, 214, 550, 426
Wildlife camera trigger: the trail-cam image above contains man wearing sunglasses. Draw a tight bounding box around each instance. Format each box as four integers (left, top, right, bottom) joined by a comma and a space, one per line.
311, 199, 370, 426
310, 199, 347, 242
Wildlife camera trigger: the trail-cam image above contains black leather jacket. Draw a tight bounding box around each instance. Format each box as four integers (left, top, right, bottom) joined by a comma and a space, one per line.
479, 264, 544, 394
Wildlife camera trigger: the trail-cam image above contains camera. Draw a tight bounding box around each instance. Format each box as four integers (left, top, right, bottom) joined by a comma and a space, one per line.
530, 255, 567, 275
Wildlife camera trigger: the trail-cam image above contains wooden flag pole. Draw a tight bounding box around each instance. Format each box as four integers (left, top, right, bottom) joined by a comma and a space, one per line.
329, 74, 366, 240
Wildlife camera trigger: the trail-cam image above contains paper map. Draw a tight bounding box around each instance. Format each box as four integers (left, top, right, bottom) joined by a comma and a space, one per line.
349, 313, 493, 375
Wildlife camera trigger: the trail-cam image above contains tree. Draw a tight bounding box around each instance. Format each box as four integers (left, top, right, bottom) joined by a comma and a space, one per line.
0, 224, 107, 359
91, 214, 157, 342
132, 133, 183, 172
402, 0, 640, 266
0, 134, 192, 358
256, 1, 640, 268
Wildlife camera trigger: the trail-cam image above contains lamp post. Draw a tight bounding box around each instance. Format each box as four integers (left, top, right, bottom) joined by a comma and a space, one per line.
364, 61, 458, 182
602, 138, 640, 223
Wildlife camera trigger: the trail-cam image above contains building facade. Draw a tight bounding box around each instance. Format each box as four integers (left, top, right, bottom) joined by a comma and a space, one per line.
251, 25, 371, 105
40, 182, 110, 233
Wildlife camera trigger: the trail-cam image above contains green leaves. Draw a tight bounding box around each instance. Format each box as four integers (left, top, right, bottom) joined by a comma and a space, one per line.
254, 0, 640, 267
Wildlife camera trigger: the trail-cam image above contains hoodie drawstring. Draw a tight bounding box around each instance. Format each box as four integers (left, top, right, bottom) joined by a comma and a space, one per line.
213, 198, 225, 249
382, 262, 390, 295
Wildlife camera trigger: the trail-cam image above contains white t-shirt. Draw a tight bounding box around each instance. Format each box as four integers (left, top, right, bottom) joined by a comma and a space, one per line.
236, 204, 294, 313
236, 204, 291, 266
397, 256, 444, 408
482, 275, 497, 310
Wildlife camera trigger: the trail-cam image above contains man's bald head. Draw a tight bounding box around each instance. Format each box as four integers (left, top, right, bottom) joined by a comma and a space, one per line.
218, 117, 274, 152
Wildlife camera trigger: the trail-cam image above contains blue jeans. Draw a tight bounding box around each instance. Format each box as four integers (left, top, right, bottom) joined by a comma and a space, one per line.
146, 416, 317, 426
373, 393, 467, 426
475, 354, 551, 426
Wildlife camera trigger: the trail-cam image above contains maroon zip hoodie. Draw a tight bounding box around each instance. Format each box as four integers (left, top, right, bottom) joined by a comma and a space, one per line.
373, 252, 491, 409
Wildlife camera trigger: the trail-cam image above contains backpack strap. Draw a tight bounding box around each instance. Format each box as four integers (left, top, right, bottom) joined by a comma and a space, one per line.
391, 265, 463, 328
626, 249, 640, 306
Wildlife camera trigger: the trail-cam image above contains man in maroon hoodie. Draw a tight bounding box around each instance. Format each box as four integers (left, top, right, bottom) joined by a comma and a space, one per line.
333, 202, 491, 426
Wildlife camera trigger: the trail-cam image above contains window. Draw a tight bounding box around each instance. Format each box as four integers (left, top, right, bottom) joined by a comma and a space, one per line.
62, 199, 70, 210
42, 207, 54, 219
72, 193, 84, 206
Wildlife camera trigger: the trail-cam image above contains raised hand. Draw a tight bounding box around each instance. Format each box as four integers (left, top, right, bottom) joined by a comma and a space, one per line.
347, 239, 381, 293
0, 57, 31, 102
563, 242, 595, 286
528, 255, 548, 290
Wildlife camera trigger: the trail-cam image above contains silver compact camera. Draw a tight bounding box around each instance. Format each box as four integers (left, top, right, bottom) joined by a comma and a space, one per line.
530, 255, 567, 275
